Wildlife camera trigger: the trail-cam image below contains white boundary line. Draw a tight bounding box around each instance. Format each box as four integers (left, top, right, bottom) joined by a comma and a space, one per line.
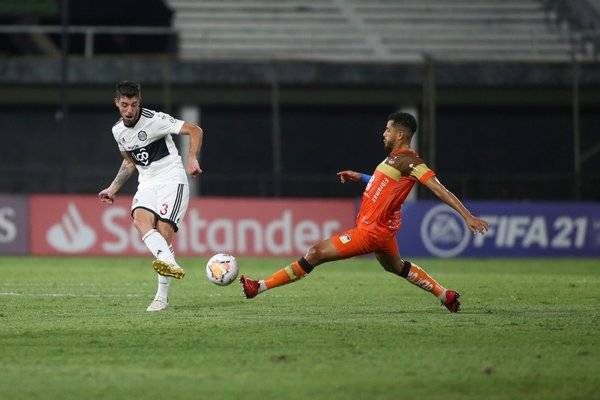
0, 292, 143, 298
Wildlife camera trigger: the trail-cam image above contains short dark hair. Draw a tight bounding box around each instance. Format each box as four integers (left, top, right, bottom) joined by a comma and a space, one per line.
388, 111, 417, 137
115, 80, 141, 99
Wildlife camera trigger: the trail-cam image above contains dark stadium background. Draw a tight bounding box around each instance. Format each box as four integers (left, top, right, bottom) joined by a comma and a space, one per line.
0, 0, 599, 201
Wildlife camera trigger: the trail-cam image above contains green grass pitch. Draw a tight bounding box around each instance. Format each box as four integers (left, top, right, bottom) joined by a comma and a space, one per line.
0, 256, 598, 400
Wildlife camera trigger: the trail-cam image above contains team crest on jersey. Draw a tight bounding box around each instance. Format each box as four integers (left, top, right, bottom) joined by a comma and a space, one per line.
339, 234, 352, 244
138, 131, 147, 141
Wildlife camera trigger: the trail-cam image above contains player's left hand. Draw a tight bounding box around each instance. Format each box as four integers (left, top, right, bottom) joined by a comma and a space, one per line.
466, 216, 488, 235
188, 158, 202, 178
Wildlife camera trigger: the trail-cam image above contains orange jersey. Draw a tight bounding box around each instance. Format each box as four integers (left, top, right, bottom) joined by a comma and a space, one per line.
356, 149, 435, 238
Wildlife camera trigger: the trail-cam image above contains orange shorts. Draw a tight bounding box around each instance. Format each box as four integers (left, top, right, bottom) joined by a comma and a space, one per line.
332, 226, 399, 258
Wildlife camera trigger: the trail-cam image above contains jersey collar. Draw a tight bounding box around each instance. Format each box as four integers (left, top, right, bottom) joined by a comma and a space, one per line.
390, 148, 419, 157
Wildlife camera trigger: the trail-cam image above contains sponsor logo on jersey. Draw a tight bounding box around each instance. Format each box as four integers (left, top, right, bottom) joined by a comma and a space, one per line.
156, 112, 176, 124
129, 139, 170, 166
339, 234, 351, 244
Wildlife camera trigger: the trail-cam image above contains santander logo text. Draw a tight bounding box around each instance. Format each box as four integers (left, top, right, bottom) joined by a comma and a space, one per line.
102, 209, 342, 256
31, 196, 355, 257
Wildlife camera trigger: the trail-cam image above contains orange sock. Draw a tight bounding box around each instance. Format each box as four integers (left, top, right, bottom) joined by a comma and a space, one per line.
400, 261, 445, 298
264, 258, 313, 289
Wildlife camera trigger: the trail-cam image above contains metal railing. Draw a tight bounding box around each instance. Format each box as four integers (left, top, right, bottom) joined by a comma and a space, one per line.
0, 25, 177, 58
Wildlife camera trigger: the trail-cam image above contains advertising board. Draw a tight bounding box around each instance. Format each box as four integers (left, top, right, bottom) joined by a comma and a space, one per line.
397, 201, 600, 257
30, 195, 356, 257
0, 194, 29, 255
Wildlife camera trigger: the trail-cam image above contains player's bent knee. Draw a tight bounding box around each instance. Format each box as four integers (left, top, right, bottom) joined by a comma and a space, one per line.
306, 244, 331, 266
133, 218, 153, 235
305, 246, 320, 264
382, 264, 396, 274
305, 240, 339, 266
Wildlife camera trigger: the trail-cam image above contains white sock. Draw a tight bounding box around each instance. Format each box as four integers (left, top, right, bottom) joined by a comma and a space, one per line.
169, 245, 176, 263
157, 275, 171, 299
258, 280, 267, 293
142, 229, 175, 263
438, 289, 448, 302
155, 244, 176, 299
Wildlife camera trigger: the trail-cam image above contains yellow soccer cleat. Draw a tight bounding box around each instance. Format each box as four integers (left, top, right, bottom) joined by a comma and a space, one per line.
152, 259, 186, 279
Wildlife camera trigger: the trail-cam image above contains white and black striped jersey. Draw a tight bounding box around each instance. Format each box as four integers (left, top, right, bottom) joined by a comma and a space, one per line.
112, 108, 187, 185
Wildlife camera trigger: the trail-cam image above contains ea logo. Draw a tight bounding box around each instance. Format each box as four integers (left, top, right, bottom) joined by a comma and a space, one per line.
420, 204, 470, 257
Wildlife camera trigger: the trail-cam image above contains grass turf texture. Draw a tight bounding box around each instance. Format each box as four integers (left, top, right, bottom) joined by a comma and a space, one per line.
0, 257, 598, 400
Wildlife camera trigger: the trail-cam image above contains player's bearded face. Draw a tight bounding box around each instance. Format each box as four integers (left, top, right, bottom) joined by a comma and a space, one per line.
115, 96, 141, 127
383, 120, 397, 150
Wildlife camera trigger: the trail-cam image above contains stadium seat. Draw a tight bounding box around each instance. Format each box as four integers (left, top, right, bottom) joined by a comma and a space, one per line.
164, 0, 595, 62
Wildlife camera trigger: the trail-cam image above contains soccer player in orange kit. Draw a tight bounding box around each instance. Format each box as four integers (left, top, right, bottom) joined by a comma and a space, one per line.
240, 111, 488, 312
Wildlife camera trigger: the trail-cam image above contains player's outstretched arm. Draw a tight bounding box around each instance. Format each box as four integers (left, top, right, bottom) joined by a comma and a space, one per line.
99, 153, 135, 205
179, 121, 203, 178
337, 170, 371, 183
423, 176, 488, 234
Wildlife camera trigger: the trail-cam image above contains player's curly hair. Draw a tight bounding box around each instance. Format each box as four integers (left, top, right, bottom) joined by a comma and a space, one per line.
388, 111, 417, 137
115, 80, 141, 99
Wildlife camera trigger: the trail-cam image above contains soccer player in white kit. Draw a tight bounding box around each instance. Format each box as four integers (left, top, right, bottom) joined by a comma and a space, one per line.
99, 80, 203, 312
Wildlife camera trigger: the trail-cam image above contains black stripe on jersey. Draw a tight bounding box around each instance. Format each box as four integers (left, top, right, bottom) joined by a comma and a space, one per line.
169, 184, 184, 222
127, 138, 170, 166
141, 108, 154, 118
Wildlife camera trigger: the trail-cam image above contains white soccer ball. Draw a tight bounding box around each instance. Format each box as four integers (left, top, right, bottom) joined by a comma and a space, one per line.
206, 253, 239, 286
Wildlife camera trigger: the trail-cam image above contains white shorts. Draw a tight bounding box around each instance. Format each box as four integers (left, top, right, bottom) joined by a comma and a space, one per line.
131, 182, 189, 232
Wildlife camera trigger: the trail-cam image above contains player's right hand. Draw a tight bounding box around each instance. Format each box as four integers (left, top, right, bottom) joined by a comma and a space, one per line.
337, 170, 360, 183
98, 190, 115, 204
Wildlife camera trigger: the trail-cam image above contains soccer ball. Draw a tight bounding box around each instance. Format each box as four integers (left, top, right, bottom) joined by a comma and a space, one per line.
206, 253, 239, 286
